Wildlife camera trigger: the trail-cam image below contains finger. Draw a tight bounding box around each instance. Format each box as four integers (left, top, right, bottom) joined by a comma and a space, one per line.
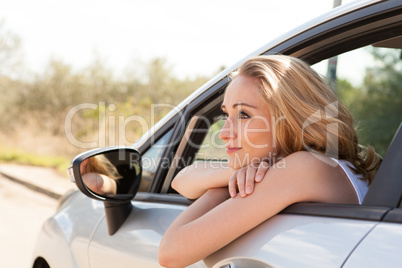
236, 168, 247, 197
228, 171, 238, 198
245, 166, 257, 194
255, 161, 270, 182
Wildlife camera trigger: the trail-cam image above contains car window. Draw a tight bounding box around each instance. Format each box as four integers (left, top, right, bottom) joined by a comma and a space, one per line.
185, 45, 401, 172
312, 45, 402, 156
138, 129, 173, 192
187, 46, 401, 175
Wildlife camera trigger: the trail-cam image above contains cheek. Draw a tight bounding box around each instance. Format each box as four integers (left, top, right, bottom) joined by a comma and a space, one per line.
243, 121, 272, 148
244, 123, 275, 161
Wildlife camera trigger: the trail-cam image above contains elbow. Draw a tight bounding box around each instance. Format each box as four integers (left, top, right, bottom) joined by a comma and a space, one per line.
159, 232, 198, 268
170, 175, 180, 192
171, 175, 193, 198
159, 254, 190, 268
171, 169, 200, 199
158, 242, 185, 268
158, 251, 175, 268
171, 166, 190, 193
172, 180, 198, 200
158, 250, 170, 268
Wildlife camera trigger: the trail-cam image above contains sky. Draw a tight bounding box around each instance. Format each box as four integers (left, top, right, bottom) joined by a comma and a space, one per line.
1, 0, 356, 79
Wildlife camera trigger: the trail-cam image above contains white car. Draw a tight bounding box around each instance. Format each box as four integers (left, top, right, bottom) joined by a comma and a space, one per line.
32, 0, 402, 267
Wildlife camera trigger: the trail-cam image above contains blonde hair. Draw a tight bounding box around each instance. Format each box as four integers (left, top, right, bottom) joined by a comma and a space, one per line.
231, 55, 380, 184
84, 155, 121, 182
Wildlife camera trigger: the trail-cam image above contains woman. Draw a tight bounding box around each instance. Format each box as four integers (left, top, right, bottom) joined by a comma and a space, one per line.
80, 155, 121, 196
158, 55, 379, 268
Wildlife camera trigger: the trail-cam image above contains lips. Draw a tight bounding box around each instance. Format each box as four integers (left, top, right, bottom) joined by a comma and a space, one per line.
226, 147, 241, 154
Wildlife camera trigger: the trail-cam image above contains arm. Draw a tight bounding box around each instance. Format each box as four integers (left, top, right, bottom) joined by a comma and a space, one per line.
172, 160, 271, 199
171, 161, 233, 199
82, 173, 117, 195
159, 187, 231, 267
159, 152, 353, 268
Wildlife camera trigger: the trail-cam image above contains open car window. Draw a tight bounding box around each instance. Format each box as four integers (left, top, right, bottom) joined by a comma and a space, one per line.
162, 37, 401, 219
312, 44, 402, 157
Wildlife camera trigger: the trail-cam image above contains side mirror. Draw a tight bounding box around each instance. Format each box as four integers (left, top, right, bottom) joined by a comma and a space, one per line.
67, 147, 142, 235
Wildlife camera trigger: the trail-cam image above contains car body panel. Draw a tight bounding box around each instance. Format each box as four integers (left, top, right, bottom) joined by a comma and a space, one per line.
44, 195, 379, 268
343, 221, 402, 267
206, 214, 376, 268
86, 200, 377, 268
32, 192, 105, 268
87, 201, 206, 267
32, 217, 76, 268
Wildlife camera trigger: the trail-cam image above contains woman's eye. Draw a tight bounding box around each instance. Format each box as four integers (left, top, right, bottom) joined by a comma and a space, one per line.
220, 111, 249, 120
239, 111, 250, 119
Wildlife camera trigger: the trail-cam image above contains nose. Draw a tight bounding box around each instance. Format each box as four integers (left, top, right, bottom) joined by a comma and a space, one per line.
218, 118, 237, 141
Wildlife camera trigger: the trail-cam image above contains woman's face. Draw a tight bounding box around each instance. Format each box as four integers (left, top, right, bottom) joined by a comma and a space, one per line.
219, 75, 277, 169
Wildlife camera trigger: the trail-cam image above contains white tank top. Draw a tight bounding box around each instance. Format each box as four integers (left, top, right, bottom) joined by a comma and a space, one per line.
331, 158, 368, 204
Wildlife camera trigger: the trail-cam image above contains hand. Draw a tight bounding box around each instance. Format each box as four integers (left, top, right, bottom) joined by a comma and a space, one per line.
228, 161, 270, 198
82, 172, 117, 196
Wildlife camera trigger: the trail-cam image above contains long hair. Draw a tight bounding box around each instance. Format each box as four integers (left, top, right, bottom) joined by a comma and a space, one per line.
231, 55, 380, 184
84, 155, 121, 182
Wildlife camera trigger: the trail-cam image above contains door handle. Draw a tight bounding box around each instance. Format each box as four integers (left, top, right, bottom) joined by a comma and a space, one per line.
213, 257, 274, 268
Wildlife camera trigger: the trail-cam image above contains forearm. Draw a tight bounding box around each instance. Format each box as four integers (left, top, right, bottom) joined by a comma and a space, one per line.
171, 161, 233, 199
170, 187, 230, 225
159, 187, 230, 267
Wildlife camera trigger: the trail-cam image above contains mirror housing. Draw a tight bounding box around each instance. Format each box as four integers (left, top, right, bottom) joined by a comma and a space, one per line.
67, 146, 142, 235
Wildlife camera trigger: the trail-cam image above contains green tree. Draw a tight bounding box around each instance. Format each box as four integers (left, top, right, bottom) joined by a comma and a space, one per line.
347, 48, 402, 156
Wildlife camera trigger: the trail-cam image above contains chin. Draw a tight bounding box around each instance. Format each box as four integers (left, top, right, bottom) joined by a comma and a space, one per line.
227, 157, 249, 170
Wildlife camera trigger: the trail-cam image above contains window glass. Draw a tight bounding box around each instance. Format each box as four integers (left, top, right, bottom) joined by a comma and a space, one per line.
138, 129, 173, 191
312, 46, 402, 156
195, 118, 228, 161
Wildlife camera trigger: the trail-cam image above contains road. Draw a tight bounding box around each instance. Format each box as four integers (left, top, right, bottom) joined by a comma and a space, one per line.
0, 173, 58, 268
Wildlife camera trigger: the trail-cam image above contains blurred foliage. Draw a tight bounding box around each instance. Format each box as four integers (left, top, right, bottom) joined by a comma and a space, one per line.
336, 48, 402, 156
0, 23, 213, 163
0, 55, 212, 157
0, 144, 70, 174
0, 23, 400, 168
196, 119, 227, 160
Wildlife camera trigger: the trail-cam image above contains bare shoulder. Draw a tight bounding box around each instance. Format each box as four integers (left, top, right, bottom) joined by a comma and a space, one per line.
276, 151, 339, 174
265, 151, 355, 204
259, 151, 337, 190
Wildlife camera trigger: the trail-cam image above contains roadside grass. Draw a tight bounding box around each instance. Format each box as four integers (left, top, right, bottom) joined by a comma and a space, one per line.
0, 146, 71, 176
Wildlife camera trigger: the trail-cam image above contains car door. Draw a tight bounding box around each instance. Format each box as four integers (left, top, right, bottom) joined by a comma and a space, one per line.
343, 126, 402, 267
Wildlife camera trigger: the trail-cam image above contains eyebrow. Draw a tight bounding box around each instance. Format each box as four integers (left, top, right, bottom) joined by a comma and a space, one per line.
221, 102, 257, 109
